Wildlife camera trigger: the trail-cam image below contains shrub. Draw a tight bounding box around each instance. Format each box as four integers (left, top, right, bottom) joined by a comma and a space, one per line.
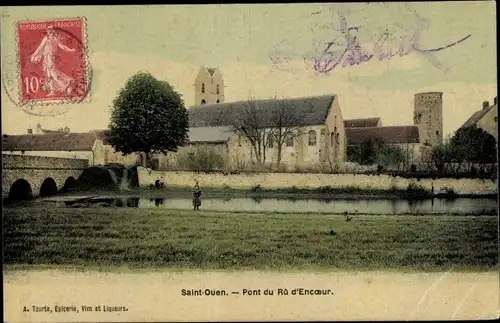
176, 145, 226, 172
251, 185, 262, 192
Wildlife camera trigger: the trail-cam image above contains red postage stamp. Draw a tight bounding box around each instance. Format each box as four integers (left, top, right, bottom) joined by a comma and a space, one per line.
16, 17, 90, 106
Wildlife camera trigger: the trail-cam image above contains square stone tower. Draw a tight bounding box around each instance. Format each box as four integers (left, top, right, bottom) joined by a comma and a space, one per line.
413, 92, 444, 161
194, 66, 225, 106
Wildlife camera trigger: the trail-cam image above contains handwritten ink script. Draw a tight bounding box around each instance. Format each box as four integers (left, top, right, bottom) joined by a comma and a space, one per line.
268, 7, 472, 74
312, 12, 472, 74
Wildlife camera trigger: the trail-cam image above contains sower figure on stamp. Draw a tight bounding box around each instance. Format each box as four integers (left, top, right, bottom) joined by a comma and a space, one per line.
30, 25, 75, 96
192, 181, 202, 211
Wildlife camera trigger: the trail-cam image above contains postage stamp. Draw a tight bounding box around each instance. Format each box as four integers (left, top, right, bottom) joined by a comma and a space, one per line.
14, 17, 90, 112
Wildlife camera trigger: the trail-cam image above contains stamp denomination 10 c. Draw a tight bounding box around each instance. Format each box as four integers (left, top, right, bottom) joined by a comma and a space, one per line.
15, 17, 90, 111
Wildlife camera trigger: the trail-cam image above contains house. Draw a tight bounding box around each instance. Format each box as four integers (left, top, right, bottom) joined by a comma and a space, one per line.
459, 97, 498, 141
184, 94, 346, 171
89, 130, 141, 165
344, 125, 421, 165
2, 132, 106, 166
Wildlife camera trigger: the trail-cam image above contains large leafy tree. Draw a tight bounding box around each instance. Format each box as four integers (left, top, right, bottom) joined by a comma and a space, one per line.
449, 125, 497, 165
108, 72, 189, 167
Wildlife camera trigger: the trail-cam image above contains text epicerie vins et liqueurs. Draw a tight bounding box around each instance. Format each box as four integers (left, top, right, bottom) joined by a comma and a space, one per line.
27, 305, 128, 313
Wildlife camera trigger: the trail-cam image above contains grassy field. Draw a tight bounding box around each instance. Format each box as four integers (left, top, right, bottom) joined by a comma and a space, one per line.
3, 205, 498, 271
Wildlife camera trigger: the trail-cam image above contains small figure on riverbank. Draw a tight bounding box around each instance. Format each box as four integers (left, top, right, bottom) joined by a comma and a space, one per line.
154, 177, 165, 189
193, 181, 202, 211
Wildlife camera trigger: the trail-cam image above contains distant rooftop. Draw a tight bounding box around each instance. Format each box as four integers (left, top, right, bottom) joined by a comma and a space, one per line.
344, 117, 381, 128
346, 126, 420, 145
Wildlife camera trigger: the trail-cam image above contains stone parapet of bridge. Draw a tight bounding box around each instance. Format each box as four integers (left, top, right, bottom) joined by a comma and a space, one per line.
2, 154, 89, 170
2, 154, 89, 200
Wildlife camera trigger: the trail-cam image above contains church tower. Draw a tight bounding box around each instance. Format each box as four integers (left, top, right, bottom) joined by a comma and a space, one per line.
194, 66, 225, 106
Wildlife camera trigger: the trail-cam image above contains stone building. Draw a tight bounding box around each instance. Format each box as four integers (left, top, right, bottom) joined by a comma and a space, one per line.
459, 97, 498, 141
2, 132, 106, 166
194, 66, 225, 105
180, 94, 347, 171
89, 130, 141, 165
344, 124, 421, 166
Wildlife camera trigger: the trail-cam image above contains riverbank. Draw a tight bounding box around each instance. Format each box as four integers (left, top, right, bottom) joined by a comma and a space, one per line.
143, 184, 498, 200
138, 168, 498, 196
4, 206, 498, 271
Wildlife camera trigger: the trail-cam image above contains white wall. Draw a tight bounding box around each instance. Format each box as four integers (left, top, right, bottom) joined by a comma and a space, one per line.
138, 169, 498, 195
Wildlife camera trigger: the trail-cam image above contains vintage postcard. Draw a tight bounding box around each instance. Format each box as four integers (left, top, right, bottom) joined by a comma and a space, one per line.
2, 2, 499, 322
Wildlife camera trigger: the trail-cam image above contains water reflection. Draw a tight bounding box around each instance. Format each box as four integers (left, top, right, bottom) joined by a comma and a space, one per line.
63, 196, 498, 215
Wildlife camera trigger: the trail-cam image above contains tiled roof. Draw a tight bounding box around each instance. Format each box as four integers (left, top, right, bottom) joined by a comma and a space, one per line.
206, 67, 216, 76
2, 133, 97, 151
344, 117, 381, 128
188, 126, 233, 143
459, 104, 496, 129
346, 126, 420, 145
188, 95, 336, 128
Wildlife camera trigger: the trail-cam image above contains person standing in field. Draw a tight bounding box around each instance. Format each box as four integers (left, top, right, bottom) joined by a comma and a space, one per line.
192, 181, 202, 211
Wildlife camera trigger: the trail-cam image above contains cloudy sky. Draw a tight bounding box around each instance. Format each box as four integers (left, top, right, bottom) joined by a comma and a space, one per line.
1, 2, 496, 138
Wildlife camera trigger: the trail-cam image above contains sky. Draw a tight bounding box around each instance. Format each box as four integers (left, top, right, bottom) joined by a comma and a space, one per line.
1, 2, 497, 138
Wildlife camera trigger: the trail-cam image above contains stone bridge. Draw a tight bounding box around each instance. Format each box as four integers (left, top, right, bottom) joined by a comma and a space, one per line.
2, 154, 89, 201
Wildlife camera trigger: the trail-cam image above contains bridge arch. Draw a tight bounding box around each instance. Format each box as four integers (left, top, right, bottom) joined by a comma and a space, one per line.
61, 176, 76, 192
8, 179, 33, 201
39, 177, 58, 197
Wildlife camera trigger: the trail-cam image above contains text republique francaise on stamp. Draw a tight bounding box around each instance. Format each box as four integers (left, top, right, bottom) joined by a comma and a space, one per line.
15, 17, 90, 112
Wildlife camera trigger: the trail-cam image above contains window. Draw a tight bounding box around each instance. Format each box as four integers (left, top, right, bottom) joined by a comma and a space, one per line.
320, 129, 325, 136
217, 84, 220, 95
436, 131, 439, 135
201, 99, 206, 105
285, 134, 294, 147
336, 133, 339, 143
201, 83, 205, 93
238, 135, 242, 147
308, 130, 317, 146
216, 99, 220, 103
330, 132, 334, 146
495, 117, 498, 122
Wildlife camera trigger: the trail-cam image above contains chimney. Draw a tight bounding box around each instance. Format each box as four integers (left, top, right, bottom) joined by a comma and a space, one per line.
483, 101, 489, 110
27, 128, 33, 134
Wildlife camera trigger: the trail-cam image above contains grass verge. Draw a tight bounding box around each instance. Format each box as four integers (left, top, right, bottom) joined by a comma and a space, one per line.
3, 206, 498, 272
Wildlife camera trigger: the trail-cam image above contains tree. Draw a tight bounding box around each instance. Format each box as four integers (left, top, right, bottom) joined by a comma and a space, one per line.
348, 137, 384, 165
229, 99, 269, 165
376, 145, 406, 170
268, 99, 303, 168
449, 125, 497, 170
430, 141, 452, 173
108, 72, 189, 167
